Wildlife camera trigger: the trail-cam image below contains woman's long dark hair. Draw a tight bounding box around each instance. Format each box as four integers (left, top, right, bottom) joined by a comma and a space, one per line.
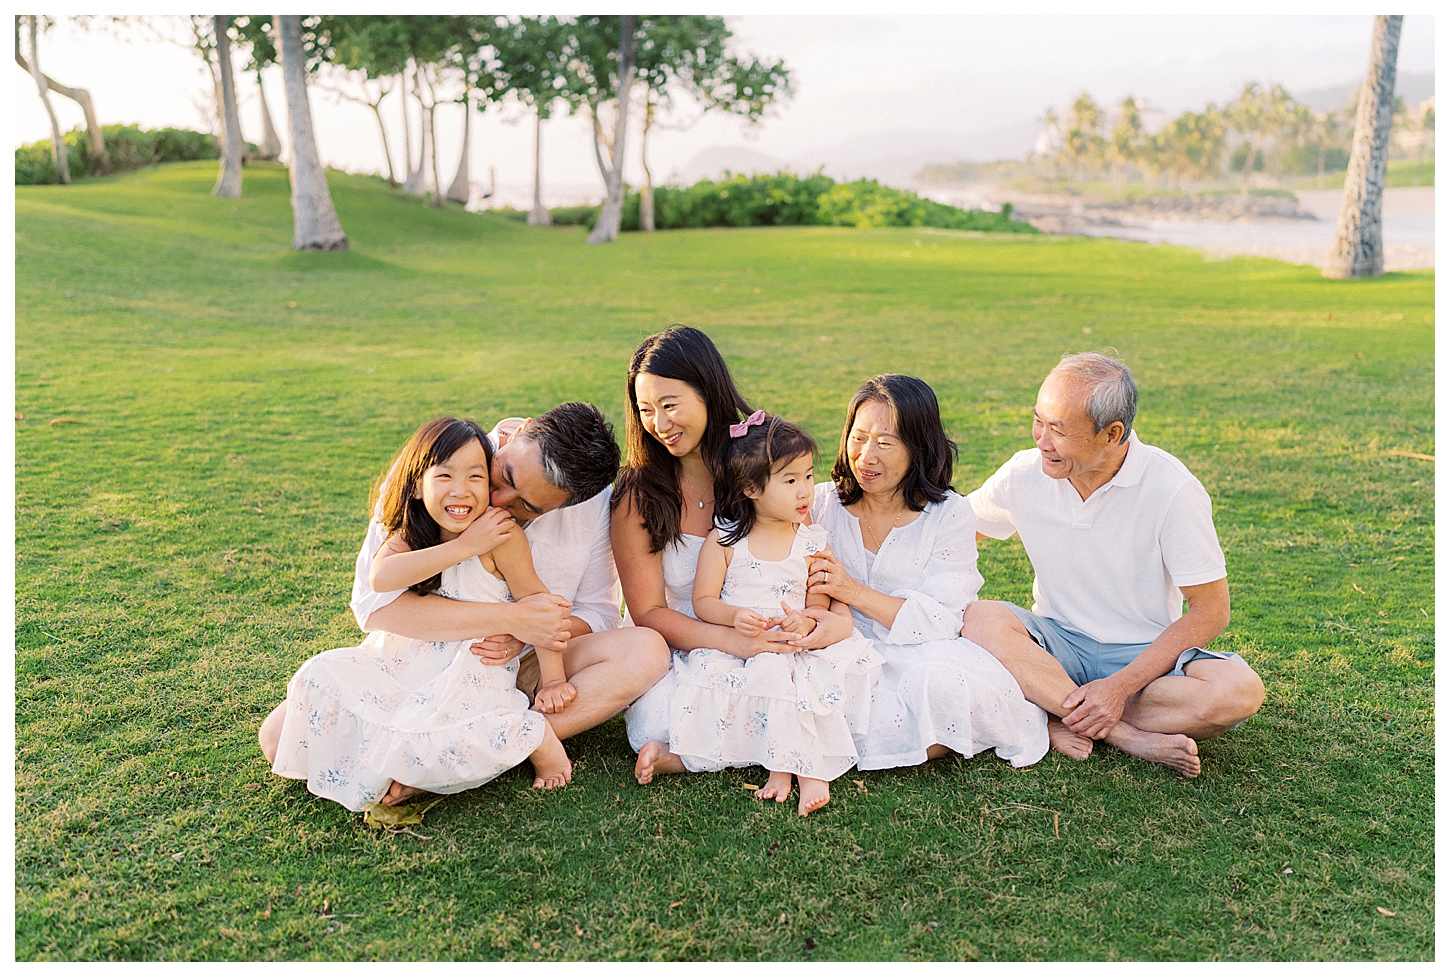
831, 375, 957, 512
374, 416, 491, 595
612, 325, 752, 553
714, 414, 817, 546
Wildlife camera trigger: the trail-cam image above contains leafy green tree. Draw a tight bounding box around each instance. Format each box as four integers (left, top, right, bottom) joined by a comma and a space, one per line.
275, 15, 347, 250
14, 15, 106, 173
498, 16, 575, 225
18, 16, 69, 183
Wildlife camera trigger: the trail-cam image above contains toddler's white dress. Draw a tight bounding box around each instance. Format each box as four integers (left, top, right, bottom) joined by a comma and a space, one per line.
667, 526, 884, 781
271, 556, 546, 812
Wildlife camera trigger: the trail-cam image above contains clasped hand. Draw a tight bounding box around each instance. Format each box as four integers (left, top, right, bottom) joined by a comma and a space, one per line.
454, 505, 515, 557
806, 546, 861, 604
1061, 676, 1131, 739
467, 591, 572, 662
731, 601, 826, 655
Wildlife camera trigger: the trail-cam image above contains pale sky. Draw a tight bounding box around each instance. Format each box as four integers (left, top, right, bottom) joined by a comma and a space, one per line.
12, 14, 1436, 208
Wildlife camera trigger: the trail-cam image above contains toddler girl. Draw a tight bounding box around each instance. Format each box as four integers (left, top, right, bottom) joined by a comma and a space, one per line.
270, 416, 572, 812
669, 412, 883, 816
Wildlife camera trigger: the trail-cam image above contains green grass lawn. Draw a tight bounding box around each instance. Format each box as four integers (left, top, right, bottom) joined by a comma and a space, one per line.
15, 161, 1433, 961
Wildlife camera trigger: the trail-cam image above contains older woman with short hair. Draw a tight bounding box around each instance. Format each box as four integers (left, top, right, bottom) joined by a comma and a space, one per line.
807, 374, 1048, 770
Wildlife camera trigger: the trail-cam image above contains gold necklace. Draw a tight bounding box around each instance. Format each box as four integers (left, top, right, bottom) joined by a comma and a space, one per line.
861, 504, 904, 550
682, 473, 713, 510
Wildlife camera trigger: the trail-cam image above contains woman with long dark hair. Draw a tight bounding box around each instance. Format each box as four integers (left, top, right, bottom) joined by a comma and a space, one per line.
612, 326, 855, 784
806, 375, 1049, 770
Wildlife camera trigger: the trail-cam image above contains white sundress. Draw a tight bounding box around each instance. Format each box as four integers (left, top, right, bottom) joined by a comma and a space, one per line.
811, 483, 1049, 771
622, 534, 704, 752
667, 526, 884, 781
271, 556, 546, 812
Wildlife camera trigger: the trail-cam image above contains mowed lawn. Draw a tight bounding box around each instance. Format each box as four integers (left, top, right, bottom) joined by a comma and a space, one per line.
14, 161, 1433, 961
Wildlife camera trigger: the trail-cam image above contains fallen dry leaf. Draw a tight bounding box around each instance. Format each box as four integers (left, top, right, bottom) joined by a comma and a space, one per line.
50, 417, 81, 426
1377, 907, 1396, 917
1352, 584, 1366, 594
852, 779, 867, 793
669, 901, 682, 909
742, 783, 761, 791
14, 413, 22, 420
779, 913, 787, 923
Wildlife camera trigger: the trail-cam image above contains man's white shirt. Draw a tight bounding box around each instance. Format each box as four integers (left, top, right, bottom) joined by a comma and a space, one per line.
349, 428, 623, 635
968, 431, 1226, 645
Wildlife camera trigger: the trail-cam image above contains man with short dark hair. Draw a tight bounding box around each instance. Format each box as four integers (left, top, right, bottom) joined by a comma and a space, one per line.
259, 402, 669, 784
963, 353, 1264, 778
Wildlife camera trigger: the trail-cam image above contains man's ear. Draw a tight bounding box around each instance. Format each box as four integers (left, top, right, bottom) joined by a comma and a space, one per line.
1103, 421, 1125, 445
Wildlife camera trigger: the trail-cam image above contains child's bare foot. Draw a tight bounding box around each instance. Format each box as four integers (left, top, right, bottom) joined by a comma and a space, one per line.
797, 777, 830, 817
755, 770, 793, 803
634, 741, 686, 785
380, 781, 427, 806
1106, 721, 1200, 777
529, 724, 573, 789
534, 680, 578, 714
1048, 719, 1094, 760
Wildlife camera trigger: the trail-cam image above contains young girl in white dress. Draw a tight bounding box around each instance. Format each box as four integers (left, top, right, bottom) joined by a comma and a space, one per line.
270, 417, 573, 812
669, 412, 883, 816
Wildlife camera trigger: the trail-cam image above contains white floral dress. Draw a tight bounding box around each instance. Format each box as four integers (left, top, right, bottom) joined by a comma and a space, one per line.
271, 556, 546, 812
667, 526, 884, 781
623, 534, 704, 751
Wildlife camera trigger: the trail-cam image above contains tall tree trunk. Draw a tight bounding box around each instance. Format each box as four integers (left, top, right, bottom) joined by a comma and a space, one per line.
402, 62, 429, 196
370, 91, 397, 186
15, 20, 105, 173
276, 15, 347, 251
256, 68, 282, 160
587, 15, 635, 245
640, 97, 655, 232
445, 87, 472, 204
400, 63, 418, 190
423, 67, 444, 207
26, 17, 69, 184
1325, 15, 1402, 279
212, 17, 244, 198
528, 111, 551, 225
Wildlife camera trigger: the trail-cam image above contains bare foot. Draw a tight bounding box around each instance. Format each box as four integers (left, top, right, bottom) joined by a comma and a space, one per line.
529, 725, 573, 789
755, 770, 793, 803
797, 777, 830, 817
380, 781, 427, 806
1106, 722, 1201, 777
634, 741, 686, 786
1048, 719, 1093, 760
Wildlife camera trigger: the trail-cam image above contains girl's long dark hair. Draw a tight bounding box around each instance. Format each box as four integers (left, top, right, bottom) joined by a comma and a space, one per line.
612, 325, 751, 553
831, 375, 957, 511
374, 416, 491, 595
714, 414, 817, 546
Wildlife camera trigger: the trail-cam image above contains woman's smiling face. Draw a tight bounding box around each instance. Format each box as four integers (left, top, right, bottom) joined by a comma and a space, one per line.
418, 437, 492, 540
634, 373, 709, 458
846, 398, 910, 499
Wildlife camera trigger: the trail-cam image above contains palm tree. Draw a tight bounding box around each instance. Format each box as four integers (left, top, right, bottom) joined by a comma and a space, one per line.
276, 15, 347, 250
1325, 15, 1403, 279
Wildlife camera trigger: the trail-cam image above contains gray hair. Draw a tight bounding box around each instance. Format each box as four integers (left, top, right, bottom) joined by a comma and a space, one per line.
1050, 352, 1136, 443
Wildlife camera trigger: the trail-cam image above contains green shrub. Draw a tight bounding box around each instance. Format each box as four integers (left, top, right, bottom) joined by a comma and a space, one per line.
604, 172, 1037, 234
16, 125, 220, 185
549, 205, 598, 227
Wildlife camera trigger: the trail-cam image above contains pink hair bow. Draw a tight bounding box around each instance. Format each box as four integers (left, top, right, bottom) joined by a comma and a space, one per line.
729, 409, 767, 438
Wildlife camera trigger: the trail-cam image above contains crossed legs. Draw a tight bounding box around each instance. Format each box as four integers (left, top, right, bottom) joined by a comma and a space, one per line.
962, 601, 1264, 777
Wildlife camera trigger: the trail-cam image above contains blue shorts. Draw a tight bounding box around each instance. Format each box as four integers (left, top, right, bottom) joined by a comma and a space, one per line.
1006, 604, 1247, 687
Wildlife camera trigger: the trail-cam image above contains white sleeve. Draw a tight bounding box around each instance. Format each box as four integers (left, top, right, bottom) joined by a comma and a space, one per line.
883, 497, 985, 644
349, 519, 406, 632
1161, 480, 1227, 588
566, 490, 624, 633
967, 455, 1020, 540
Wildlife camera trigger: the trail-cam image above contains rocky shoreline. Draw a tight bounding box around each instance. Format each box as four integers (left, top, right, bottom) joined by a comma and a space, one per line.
1003, 191, 1317, 234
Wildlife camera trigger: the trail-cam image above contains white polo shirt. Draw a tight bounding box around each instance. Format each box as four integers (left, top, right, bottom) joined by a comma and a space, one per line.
349, 428, 624, 635
968, 431, 1226, 645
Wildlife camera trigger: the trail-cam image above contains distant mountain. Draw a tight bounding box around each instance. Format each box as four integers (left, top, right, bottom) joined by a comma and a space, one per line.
1295, 70, 1434, 112
788, 122, 1040, 186
671, 145, 789, 184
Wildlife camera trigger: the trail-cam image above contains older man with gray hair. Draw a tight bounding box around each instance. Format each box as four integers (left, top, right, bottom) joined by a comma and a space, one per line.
963, 352, 1263, 777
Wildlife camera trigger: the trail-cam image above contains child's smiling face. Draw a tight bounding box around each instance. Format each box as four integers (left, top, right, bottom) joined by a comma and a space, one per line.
418, 437, 492, 540
745, 451, 815, 525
